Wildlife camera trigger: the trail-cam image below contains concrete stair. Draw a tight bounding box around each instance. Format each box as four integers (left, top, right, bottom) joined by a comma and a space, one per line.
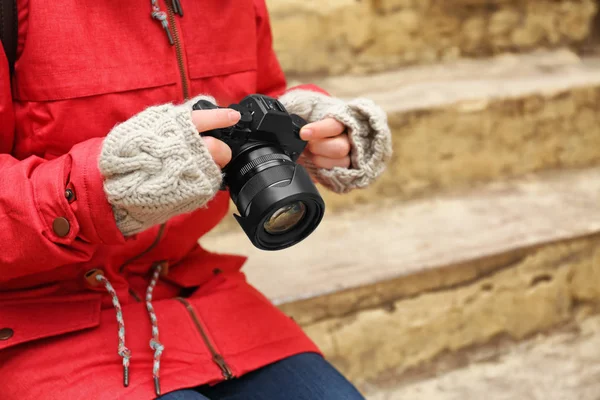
205, 2, 600, 396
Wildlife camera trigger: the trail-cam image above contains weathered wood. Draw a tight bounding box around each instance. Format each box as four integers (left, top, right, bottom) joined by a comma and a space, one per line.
200, 167, 600, 305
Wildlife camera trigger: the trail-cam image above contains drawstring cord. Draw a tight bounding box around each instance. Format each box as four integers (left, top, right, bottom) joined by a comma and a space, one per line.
96, 263, 166, 395
146, 264, 165, 396
150, 0, 174, 46
95, 274, 132, 388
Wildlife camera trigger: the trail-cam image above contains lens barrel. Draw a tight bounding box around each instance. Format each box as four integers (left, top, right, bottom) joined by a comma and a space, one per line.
225, 144, 325, 251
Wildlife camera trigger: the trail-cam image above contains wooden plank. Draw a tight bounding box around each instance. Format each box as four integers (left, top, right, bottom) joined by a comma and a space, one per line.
200, 167, 600, 305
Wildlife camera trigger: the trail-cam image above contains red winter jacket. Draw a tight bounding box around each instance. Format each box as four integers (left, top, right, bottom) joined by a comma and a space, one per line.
0, 1, 328, 398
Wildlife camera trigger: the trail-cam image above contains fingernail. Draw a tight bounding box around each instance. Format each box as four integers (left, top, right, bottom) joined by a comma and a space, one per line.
228, 110, 241, 122
301, 128, 313, 140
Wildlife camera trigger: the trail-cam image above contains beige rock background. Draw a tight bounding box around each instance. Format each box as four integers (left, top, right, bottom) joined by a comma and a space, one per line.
371, 313, 600, 399
267, 0, 598, 76
301, 236, 600, 391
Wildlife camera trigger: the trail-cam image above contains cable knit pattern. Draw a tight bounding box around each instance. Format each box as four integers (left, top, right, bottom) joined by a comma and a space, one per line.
99, 95, 223, 236
279, 89, 392, 193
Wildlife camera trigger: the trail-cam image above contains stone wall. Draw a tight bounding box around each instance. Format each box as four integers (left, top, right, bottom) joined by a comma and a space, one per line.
267, 0, 598, 76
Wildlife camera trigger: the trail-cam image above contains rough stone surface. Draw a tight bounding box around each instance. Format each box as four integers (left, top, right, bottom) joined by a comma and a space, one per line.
319, 84, 600, 213
267, 0, 598, 76
366, 314, 600, 400
213, 53, 600, 233
311, 53, 600, 213
296, 236, 600, 389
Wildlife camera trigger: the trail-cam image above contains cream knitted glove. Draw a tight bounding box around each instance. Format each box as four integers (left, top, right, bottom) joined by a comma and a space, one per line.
278, 90, 392, 194
99, 95, 223, 236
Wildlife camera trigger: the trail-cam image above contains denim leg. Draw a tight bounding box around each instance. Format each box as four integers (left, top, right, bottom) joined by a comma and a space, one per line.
198, 352, 365, 400
158, 389, 211, 400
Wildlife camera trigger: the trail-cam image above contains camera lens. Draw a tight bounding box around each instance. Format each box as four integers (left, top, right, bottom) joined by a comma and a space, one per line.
264, 201, 306, 235
226, 144, 325, 251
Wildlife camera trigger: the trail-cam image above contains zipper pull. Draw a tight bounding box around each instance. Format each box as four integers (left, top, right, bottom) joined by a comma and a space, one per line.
213, 354, 234, 380
172, 0, 184, 17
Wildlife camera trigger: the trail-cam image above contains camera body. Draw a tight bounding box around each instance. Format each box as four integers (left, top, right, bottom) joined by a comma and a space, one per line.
193, 95, 308, 167
193, 94, 325, 251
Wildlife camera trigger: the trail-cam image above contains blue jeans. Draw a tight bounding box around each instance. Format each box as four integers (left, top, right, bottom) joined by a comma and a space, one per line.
158, 353, 365, 400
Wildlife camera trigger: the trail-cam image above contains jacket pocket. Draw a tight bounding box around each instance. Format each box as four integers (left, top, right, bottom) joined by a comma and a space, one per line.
11, 1, 180, 159
178, 0, 258, 105
163, 244, 247, 290
0, 293, 102, 351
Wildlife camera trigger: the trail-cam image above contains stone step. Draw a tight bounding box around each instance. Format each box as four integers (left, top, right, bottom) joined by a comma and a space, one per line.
213, 50, 600, 233
200, 167, 600, 391
365, 314, 600, 400
304, 50, 600, 213
267, 0, 598, 76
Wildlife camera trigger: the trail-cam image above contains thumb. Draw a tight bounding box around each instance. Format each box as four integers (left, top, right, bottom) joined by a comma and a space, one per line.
202, 136, 232, 168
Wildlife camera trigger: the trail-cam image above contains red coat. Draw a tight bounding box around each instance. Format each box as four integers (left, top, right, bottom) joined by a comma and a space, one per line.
0, 1, 327, 398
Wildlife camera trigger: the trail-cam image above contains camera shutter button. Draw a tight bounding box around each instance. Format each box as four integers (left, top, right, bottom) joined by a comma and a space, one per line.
237, 112, 252, 126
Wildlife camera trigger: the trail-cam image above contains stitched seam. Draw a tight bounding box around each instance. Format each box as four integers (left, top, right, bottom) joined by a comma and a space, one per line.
31, 168, 52, 237
56, 156, 77, 240
220, 333, 316, 358
83, 145, 105, 244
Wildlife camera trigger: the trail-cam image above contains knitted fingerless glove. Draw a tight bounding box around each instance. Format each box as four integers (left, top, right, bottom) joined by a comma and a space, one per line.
279, 90, 392, 194
99, 95, 222, 236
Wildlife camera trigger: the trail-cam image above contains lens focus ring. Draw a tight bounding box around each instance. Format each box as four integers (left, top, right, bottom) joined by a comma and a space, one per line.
239, 153, 291, 176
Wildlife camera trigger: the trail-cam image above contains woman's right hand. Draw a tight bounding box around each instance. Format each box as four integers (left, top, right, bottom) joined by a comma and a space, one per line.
193, 108, 240, 169
99, 95, 242, 236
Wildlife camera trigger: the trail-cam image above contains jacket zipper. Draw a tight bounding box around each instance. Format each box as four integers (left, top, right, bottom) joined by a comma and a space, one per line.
119, 224, 167, 274
119, 2, 186, 298
166, 1, 190, 100
176, 297, 234, 380
165, 7, 233, 381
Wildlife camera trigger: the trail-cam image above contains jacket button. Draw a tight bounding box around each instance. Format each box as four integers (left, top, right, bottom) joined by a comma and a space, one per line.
65, 188, 76, 202
84, 269, 104, 287
0, 328, 14, 341
52, 217, 70, 237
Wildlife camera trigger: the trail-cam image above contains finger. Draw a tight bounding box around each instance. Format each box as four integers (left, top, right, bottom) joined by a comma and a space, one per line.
202, 136, 232, 168
300, 118, 345, 140
307, 134, 351, 159
310, 154, 351, 170
192, 109, 241, 133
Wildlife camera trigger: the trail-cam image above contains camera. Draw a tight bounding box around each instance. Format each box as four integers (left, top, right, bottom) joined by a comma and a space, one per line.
193, 94, 325, 251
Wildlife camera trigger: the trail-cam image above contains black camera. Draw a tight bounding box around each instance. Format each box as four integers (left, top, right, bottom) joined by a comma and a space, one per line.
193, 94, 325, 251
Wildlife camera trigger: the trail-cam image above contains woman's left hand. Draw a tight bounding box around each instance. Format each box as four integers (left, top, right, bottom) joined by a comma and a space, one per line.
300, 118, 351, 169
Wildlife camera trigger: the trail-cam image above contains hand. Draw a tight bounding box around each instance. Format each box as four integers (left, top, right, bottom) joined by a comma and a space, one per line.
300, 118, 351, 169
192, 108, 241, 168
